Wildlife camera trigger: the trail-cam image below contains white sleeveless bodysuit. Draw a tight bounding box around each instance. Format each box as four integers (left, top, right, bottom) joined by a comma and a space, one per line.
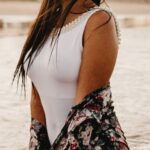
23, 6, 107, 144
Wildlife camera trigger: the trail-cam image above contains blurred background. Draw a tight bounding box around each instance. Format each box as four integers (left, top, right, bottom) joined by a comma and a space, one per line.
0, 0, 150, 149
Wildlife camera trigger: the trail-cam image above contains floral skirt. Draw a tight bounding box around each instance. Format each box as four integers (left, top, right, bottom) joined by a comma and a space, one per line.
29, 83, 130, 150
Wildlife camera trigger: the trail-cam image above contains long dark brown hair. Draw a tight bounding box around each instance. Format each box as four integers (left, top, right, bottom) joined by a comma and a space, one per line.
11, 0, 109, 98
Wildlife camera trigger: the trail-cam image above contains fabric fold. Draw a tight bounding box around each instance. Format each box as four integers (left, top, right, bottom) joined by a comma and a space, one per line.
29, 82, 130, 150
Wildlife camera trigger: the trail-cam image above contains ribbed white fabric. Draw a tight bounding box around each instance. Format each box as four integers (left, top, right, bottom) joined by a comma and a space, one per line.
24, 6, 107, 144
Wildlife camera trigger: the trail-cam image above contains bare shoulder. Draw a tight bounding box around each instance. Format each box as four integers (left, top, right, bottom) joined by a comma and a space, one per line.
83, 9, 117, 44
87, 9, 112, 27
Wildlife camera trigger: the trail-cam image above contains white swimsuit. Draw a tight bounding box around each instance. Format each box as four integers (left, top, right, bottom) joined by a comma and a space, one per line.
24, 6, 104, 144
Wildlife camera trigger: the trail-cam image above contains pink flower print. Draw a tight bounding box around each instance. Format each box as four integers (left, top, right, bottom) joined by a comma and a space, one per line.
29, 129, 38, 150
68, 133, 79, 150
68, 111, 90, 132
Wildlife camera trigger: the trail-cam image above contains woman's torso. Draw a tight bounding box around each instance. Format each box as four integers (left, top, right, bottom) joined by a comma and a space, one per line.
23, 6, 112, 144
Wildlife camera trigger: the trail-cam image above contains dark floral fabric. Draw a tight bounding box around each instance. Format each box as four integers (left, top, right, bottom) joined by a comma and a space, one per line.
29, 117, 51, 150
29, 83, 130, 150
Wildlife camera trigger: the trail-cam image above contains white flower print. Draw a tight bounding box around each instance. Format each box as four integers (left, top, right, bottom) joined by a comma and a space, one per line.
80, 125, 93, 145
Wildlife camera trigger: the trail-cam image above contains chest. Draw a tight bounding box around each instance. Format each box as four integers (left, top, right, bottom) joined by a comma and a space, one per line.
24, 31, 83, 83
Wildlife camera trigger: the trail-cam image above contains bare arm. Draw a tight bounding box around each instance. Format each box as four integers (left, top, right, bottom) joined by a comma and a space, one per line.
29, 82, 51, 149
75, 10, 118, 104
31, 82, 46, 126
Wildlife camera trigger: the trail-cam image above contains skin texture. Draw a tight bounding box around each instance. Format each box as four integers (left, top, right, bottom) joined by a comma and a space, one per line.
31, 83, 46, 126
31, 0, 118, 127
74, 10, 118, 104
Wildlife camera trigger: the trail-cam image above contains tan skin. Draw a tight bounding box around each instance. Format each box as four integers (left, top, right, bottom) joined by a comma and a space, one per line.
31, 0, 118, 127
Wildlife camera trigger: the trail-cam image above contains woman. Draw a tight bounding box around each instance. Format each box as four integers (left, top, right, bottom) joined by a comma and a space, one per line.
12, 0, 130, 149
